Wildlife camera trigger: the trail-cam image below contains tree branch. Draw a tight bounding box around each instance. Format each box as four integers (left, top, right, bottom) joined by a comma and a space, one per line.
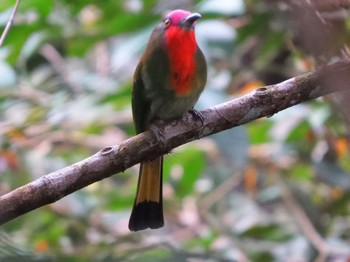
1, 60, 350, 225
0, 0, 20, 47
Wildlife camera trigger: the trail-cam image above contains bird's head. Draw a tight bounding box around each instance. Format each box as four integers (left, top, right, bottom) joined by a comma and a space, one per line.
161, 9, 201, 32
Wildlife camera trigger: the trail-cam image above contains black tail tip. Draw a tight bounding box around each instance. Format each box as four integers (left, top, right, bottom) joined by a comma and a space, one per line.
128, 201, 164, 231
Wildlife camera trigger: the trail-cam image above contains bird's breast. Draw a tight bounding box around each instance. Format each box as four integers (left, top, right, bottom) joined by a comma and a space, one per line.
165, 27, 198, 96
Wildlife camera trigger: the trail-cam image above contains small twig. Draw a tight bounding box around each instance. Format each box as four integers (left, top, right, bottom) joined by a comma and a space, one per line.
197, 173, 250, 262
341, 45, 350, 59
199, 173, 241, 210
0, 0, 20, 47
40, 44, 83, 93
275, 174, 330, 259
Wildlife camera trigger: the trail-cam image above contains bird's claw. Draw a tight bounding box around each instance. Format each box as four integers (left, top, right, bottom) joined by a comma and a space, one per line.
189, 109, 204, 124
150, 122, 166, 144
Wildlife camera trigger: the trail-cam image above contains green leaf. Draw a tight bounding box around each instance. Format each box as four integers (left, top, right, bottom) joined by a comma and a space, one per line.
236, 12, 272, 44
3, 24, 40, 63
20, 0, 53, 17
164, 147, 205, 198
66, 37, 100, 56
290, 163, 312, 181
285, 120, 310, 142
127, 248, 171, 262
99, 84, 132, 110
96, 12, 157, 36
249, 251, 274, 262
0, 1, 11, 10
186, 230, 216, 250
240, 224, 292, 241
247, 120, 273, 144
104, 190, 135, 211
257, 31, 285, 65
59, 0, 96, 15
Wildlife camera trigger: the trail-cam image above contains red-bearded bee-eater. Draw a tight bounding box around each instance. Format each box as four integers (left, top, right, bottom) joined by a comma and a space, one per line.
129, 9, 207, 231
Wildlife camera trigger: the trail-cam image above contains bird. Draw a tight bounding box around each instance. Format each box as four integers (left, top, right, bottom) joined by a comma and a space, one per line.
129, 9, 207, 231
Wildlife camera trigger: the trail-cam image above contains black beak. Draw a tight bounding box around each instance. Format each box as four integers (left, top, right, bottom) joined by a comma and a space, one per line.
184, 13, 201, 24
182, 13, 201, 29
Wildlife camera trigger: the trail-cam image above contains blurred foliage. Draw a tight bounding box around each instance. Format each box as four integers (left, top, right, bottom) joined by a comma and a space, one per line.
1, 0, 350, 261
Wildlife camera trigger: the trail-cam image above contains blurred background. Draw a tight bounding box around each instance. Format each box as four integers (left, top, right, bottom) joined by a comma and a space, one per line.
1, 0, 350, 261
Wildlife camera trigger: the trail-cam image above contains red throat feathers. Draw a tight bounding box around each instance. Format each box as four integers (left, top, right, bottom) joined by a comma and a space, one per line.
165, 25, 197, 96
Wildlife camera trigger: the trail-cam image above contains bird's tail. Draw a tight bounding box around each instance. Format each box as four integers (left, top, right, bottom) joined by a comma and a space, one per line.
128, 156, 164, 231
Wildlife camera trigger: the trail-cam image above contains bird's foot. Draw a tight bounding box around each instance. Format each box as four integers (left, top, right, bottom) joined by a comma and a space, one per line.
189, 109, 204, 124
150, 121, 166, 144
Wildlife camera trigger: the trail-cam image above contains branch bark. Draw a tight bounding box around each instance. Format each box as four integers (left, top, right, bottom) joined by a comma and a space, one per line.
1, 60, 350, 225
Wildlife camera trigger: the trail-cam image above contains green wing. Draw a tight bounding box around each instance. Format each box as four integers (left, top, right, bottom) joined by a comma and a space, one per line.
132, 28, 171, 134
132, 61, 150, 134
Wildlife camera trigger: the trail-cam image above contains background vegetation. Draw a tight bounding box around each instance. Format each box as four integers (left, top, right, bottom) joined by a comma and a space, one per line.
0, 0, 350, 261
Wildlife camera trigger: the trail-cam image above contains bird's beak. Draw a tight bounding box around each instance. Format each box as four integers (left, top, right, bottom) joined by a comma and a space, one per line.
185, 13, 201, 24
182, 13, 201, 29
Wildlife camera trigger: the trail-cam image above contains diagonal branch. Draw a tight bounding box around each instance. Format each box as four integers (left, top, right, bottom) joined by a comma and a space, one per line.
0, 0, 20, 47
0, 60, 350, 225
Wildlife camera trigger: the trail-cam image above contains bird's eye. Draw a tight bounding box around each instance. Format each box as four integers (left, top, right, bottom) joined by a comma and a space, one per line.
164, 19, 171, 28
